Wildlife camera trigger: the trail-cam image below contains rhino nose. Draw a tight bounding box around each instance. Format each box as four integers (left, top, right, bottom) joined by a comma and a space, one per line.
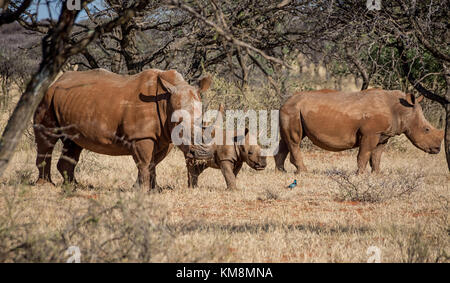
255, 160, 267, 170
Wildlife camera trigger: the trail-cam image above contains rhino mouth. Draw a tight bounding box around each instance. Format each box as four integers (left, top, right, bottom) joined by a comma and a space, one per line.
251, 162, 266, 170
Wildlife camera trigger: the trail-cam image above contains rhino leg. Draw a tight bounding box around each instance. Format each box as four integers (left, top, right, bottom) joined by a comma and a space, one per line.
34, 103, 59, 185
187, 162, 207, 188
288, 142, 307, 174
149, 166, 157, 189
187, 166, 198, 188
147, 144, 173, 190
219, 160, 237, 190
188, 174, 198, 188
35, 131, 58, 185
369, 142, 386, 174
233, 161, 243, 177
357, 134, 380, 174
132, 139, 156, 192
280, 110, 307, 174
274, 138, 289, 172
186, 162, 195, 188
57, 139, 83, 184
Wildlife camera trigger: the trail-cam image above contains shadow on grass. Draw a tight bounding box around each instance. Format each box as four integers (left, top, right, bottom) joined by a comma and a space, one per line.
168, 220, 373, 235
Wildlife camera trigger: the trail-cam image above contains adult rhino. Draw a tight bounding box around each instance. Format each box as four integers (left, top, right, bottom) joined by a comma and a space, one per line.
275, 89, 444, 174
33, 68, 213, 191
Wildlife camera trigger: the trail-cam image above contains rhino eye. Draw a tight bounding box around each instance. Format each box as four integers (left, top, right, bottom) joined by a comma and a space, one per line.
425, 127, 430, 133
248, 151, 254, 155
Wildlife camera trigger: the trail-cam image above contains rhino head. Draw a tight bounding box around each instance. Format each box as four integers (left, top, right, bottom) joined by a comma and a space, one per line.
402, 93, 444, 154
234, 128, 267, 170
156, 71, 213, 159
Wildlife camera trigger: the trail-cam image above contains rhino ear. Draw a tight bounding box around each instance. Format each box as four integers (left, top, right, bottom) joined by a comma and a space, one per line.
218, 104, 225, 115
416, 95, 424, 103
210, 104, 225, 128
405, 93, 416, 106
233, 128, 249, 143
158, 75, 177, 94
198, 75, 212, 93
202, 124, 216, 139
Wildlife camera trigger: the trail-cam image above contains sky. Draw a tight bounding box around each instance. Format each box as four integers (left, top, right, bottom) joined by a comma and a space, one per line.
33, 0, 105, 21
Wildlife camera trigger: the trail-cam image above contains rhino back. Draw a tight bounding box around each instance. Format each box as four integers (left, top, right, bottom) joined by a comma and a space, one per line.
49, 69, 161, 155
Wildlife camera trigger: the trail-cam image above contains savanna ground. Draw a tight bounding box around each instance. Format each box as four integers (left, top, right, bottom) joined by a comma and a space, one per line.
0, 127, 448, 262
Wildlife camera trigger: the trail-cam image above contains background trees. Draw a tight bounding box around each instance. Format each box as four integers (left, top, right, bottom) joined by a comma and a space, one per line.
313, 0, 449, 169
0, 0, 148, 176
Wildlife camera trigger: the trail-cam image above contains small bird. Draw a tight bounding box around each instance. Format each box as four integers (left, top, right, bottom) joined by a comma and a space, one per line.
287, 179, 297, 189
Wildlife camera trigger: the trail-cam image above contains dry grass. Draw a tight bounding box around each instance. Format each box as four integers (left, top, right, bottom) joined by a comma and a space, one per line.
0, 81, 447, 262
0, 133, 448, 262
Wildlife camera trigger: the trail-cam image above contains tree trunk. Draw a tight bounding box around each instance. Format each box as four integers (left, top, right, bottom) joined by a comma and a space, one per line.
0, 64, 59, 176
446, 105, 450, 171
444, 63, 450, 171
0, 4, 81, 178
0, 0, 146, 178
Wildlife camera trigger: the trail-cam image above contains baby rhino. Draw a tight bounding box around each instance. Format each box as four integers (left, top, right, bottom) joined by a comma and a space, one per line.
185, 128, 267, 190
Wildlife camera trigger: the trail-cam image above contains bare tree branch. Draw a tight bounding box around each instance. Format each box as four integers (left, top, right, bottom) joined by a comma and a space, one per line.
396, 41, 448, 106
0, 0, 31, 26
167, 0, 291, 69
0, 0, 149, 177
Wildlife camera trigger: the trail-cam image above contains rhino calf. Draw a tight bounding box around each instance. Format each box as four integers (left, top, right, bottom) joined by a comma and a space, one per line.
275, 89, 444, 174
185, 128, 267, 190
